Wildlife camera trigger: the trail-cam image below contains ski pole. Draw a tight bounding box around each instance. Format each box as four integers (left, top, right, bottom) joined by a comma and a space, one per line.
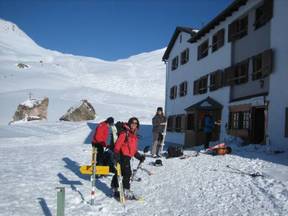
131, 161, 143, 182
90, 147, 97, 205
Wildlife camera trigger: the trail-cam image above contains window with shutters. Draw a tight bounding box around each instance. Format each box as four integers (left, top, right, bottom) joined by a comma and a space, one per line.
254, 0, 273, 30
228, 15, 248, 42
229, 111, 250, 129
175, 115, 182, 132
212, 29, 225, 52
186, 113, 195, 130
181, 48, 189, 65
167, 116, 174, 132
252, 49, 273, 80
197, 40, 209, 60
171, 56, 179, 71
210, 70, 223, 91
170, 85, 177, 99
224, 59, 249, 86
179, 81, 188, 97
194, 76, 208, 95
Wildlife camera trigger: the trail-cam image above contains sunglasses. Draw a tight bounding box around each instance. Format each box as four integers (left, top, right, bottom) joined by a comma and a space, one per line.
131, 121, 138, 125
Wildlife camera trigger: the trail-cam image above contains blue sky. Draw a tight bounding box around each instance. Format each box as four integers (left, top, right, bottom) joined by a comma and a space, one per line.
0, 0, 233, 60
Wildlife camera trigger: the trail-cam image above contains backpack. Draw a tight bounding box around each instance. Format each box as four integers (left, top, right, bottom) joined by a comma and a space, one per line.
115, 121, 129, 136
167, 145, 183, 158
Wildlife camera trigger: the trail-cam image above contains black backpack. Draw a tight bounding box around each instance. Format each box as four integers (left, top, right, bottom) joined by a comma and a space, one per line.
167, 145, 183, 158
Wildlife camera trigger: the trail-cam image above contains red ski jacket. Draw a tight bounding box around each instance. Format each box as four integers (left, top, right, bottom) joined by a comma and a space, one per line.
114, 131, 138, 158
92, 121, 109, 147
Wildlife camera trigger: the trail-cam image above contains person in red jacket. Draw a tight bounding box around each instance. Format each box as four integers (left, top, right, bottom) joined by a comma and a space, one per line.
111, 117, 145, 200
91, 117, 114, 165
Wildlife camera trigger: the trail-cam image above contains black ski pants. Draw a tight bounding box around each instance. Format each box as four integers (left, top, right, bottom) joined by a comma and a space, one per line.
111, 155, 132, 190
93, 143, 104, 165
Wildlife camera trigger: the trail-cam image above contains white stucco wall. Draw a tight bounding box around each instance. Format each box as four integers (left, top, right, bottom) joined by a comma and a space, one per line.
268, 0, 288, 147
165, 0, 286, 147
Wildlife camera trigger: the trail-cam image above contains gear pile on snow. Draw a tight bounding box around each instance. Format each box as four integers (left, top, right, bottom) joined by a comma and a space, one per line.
60, 99, 96, 121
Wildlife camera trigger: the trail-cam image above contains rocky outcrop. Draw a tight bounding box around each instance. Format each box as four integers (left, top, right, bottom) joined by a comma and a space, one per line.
59, 100, 96, 122
11, 97, 49, 123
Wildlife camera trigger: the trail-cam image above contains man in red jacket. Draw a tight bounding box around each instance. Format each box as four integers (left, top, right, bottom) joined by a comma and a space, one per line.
111, 117, 145, 200
91, 117, 114, 165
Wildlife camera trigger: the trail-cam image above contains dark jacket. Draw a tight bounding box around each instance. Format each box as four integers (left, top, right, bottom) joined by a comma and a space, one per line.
152, 114, 166, 133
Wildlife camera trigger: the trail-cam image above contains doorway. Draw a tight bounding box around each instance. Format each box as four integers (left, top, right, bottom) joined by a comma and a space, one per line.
251, 107, 265, 144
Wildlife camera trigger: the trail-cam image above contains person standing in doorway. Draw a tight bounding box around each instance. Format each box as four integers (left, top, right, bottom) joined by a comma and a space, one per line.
151, 107, 167, 158
203, 111, 215, 149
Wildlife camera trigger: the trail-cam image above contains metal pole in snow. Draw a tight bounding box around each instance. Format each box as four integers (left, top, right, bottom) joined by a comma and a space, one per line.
56, 187, 65, 216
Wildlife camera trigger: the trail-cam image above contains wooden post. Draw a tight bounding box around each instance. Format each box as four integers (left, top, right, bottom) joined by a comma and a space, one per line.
56, 187, 65, 216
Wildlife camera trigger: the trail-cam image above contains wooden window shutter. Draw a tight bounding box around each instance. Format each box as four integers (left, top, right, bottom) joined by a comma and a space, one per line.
262, 49, 273, 77
223, 66, 233, 86
193, 80, 199, 95
228, 21, 237, 42
285, 108, 288, 137
263, 0, 273, 21
181, 115, 186, 132
215, 70, 223, 89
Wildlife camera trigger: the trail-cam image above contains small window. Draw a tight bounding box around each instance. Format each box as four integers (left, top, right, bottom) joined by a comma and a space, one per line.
197, 40, 209, 60
252, 49, 273, 80
175, 116, 182, 132
171, 56, 179, 71
170, 85, 177, 99
254, 0, 273, 30
212, 29, 225, 52
186, 113, 195, 130
181, 48, 189, 65
228, 16, 248, 42
179, 81, 188, 97
229, 111, 250, 130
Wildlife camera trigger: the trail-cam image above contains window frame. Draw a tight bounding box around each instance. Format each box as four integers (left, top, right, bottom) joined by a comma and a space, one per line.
228, 15, 248, 42
170, 85, 177, 100
181, 48, 189, 65
197, 39, 209, 60
171, 56, 179, 71
179, 81, 188, 97
212, 29, 225, 52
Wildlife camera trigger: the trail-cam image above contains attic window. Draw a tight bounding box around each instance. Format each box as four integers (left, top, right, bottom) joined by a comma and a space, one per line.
171, 56, 179, 71
197, 40, 209, 60
181, 48, 189, 65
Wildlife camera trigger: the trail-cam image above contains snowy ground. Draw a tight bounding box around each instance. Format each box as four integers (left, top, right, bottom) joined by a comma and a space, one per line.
0, 122, 287, 216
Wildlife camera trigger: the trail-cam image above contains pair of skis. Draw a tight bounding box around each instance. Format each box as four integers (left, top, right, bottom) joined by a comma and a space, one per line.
226, 165, 264, 178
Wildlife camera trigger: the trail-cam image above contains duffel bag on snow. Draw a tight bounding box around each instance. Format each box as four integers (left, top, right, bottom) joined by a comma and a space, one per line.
167, 145, 183, 158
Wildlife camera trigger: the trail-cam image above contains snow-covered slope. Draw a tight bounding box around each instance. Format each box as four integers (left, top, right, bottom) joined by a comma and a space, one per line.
0, 19, 166, 125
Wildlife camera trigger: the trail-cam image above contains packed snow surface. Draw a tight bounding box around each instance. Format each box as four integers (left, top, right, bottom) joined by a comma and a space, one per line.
0, 122, 287, 216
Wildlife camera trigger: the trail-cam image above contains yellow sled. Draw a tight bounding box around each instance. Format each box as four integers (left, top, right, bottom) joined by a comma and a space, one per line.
80, 163, 121, 176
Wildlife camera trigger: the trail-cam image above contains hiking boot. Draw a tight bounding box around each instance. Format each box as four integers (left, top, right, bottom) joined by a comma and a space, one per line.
124, 189, 135, 200
152, 154, 157, 158
112, 187, 120, 199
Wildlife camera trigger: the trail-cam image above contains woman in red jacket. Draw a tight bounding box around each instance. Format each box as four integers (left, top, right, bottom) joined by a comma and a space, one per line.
91, 117, 114, 165
111, 117, 145, 199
